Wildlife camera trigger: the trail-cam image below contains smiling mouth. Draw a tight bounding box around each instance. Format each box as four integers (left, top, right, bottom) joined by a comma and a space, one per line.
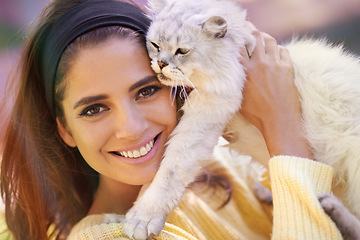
111, 135, 159, 159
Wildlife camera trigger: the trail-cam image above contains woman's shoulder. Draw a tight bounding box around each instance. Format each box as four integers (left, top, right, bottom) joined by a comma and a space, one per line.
68, 214, 198, 240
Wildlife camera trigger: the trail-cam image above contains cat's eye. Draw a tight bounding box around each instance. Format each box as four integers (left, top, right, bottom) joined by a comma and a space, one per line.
175, 48, 190, 55
151, 41, 160, 50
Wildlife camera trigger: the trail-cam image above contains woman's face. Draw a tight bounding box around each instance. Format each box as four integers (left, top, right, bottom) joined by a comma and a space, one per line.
58, 37, 177, 185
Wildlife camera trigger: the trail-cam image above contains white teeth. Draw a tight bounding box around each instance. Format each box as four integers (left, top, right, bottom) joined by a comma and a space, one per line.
133, 150, 140, 158
118, 139, 155, 159
140, 147, 147, 156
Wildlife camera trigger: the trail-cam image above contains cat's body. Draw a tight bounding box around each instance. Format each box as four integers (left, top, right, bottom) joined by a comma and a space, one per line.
120, 1, 255, 239
105, 0, 360, 239
286, 39, 360, 218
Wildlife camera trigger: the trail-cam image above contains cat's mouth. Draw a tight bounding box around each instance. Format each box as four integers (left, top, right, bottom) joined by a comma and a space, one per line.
157, 73, 183, 88
157, 73, 172, 83
157, 70, 193, 89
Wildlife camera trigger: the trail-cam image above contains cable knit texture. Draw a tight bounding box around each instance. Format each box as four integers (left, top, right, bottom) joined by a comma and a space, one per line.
270, 156, 342, 239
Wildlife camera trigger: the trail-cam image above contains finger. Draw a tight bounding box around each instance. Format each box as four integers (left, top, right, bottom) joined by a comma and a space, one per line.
239, 45, 250, 64
246, 22, 260, 56
262, 32, 279, 58
279, 46, 291, 62
251, 30, 265, 58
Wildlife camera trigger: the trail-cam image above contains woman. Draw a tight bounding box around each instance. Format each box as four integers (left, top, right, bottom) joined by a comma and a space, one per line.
0, 0, 341, 239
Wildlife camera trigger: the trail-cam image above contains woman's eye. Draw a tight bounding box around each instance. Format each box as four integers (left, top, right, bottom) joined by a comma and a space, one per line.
175, 48, 190, 55
80, 104, 109, 117
137, 85, 162, 100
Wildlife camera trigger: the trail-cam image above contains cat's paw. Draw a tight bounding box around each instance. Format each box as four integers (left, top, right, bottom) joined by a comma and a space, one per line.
122, 205, 166, 240
318, 193, 347, 223
318, 193, 360, 240
102, 213, 125, 224
254, 181, 273, 204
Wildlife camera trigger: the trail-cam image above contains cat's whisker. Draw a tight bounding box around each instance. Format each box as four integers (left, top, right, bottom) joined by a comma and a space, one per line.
180, 80, 193, 108
172, 85, 178, 106
169, 79, 176, 106
183, 75, 198, 95
173, 77, 179, 106
179, 85, 187, 101
183, 75, 204, 103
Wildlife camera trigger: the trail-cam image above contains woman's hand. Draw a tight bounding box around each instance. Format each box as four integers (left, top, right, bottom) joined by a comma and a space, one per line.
240, 29, 313, 159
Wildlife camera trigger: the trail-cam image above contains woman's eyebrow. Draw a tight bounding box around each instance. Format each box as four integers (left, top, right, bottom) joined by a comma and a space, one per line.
73, 76, 158, 110
73, 94, 108, 110
129, 75, 158, 92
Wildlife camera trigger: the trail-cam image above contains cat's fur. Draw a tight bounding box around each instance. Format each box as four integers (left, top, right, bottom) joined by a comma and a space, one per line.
104, 0, 360, 239
319, 193, 360, 240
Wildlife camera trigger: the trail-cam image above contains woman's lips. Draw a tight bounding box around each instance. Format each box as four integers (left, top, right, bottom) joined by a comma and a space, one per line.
113, 138, 155, 158
110, 134, 161, 165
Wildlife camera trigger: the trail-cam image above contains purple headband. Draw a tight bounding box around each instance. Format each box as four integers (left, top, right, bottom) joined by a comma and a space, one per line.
40, 0, 151, 115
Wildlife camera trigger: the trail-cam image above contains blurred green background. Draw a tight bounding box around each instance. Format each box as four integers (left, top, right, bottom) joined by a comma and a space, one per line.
0, 0, 47, 98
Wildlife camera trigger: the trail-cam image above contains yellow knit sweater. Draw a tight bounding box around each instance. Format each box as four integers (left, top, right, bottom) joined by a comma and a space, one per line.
68, 144, 343, 240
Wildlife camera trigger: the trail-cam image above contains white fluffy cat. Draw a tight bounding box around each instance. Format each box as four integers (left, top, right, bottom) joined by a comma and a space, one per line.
105, 0, 360, 239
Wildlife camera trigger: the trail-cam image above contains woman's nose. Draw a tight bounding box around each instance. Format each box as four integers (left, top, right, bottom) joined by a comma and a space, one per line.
114, 103, 148, 139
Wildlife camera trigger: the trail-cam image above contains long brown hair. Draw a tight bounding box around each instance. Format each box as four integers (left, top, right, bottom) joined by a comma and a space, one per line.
0, 0, 146, 239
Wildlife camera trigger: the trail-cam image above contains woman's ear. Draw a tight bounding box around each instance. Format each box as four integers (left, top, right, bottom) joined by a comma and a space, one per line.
56, 118, 77, 147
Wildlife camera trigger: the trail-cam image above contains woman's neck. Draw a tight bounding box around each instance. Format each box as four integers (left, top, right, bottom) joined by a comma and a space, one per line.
88, 175, 142, 215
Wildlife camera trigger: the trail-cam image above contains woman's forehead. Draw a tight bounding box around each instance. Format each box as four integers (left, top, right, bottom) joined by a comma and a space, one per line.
65, 38, 153, 96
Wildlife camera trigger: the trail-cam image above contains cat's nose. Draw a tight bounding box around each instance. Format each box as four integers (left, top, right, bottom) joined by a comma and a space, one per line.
157, 61, 168, 70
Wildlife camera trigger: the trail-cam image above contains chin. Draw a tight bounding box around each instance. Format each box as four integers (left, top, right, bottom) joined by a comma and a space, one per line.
130, 173, 156, 186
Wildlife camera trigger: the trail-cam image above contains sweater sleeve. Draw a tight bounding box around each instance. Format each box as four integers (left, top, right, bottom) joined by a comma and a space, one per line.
67, 214, 198, 240
269, 156, 343, 240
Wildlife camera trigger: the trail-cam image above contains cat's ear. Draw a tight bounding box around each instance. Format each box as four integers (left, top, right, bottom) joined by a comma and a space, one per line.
147, 0, 168, 15
201, 16, 228, 38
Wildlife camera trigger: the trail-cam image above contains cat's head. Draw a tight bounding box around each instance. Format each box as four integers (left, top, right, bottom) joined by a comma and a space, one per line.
146, 0, 238, 89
